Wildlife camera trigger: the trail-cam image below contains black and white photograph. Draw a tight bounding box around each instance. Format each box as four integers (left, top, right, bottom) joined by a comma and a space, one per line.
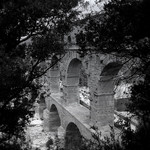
0, 0, 150, 150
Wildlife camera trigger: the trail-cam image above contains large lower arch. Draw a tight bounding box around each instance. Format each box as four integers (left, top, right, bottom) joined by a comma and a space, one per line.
91, 62, 122, 127
63, 58, 82, 104
65, 122, 82, 150
67, 58, 82, 85
49, 104, 61, 132
99, 62, 122, 93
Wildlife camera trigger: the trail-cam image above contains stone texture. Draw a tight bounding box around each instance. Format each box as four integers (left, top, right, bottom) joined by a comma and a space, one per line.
43, 109, 50, 132
40, 50, 130, 146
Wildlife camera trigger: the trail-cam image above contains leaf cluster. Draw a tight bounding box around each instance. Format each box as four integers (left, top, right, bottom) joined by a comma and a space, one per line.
0, 0, 81, 147
76, 0, 150, 60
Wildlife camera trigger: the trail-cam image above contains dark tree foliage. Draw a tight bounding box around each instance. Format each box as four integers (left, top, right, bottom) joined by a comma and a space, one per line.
76, 0, 150, 150
122, 73, 150, 150
0, 0, 81, 148
77, 0, 150, 58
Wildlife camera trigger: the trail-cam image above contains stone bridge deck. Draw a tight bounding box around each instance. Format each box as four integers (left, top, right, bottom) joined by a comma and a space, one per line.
44, 92, 116, 140
51, 93, 90, 127
47, 92, 92, 139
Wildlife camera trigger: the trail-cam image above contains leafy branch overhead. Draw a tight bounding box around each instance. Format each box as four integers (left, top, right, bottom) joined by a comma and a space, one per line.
76, 0, 150, 60
0, 0, 81, 145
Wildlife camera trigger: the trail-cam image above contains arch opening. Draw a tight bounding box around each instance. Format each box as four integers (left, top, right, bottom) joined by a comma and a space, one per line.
90, 62, 123, 127
100, 62, 131, 110
99, 62, 122, 93
49, 104, 61, 132
63, 58, 82, 103
67, 58, 82, 85
79, 66, 90, 109
65, 122, 82, 150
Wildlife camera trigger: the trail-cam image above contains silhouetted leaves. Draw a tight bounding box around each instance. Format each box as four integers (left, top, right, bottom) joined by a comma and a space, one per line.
0, 0, 81, 148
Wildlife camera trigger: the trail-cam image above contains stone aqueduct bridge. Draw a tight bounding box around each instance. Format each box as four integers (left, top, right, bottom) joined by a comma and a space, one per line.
40, 48, 125, 147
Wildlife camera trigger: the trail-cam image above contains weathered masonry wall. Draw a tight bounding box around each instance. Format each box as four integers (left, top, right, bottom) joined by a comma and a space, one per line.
42, 49, 129, 146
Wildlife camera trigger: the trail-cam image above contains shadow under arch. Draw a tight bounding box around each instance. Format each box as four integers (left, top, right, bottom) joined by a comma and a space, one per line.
99, 62, 123, 93
65, 122, 82, 150
67, 58, 82, 85
101, 62, 122, 76
63, 58, 82, 103
90, 61, 123, 127
49, 104, 61, 132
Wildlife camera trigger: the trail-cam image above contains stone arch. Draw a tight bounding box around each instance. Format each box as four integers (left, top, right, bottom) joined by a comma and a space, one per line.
63, 58, 82, 104
99, 62, 122, 93
66, 58, 82, 85
59, 51, 81, 83
65, 122, 82, 150
49, 104, 61, 132
90, 61, 123, 127
101, 62, 122, 76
